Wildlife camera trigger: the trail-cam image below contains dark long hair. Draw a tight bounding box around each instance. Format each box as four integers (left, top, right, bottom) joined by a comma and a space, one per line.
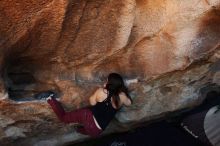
105, 73, 132, 108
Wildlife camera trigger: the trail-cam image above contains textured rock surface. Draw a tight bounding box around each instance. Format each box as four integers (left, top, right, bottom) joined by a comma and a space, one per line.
0, 0, 220, 145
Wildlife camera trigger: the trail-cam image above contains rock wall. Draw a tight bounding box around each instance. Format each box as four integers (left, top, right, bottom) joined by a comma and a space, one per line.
0, 0, 220, 145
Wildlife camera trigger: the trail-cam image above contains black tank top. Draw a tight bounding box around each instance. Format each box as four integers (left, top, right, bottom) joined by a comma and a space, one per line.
91, 96, 119, 130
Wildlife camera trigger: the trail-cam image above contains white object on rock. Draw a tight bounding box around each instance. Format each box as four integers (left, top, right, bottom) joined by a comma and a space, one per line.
5, 126, 27, 139
125, 78, 138, 86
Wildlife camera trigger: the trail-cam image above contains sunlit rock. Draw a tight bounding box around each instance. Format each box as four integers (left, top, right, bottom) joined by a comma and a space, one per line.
0, 0, 220, 145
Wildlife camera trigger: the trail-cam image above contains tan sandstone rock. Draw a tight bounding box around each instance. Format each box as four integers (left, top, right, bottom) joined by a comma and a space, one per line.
0, 0, 220, 145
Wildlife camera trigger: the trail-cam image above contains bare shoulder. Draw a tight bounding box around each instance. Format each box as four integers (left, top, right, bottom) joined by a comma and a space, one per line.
95, 87, 106, 95
96, 87, 107, 101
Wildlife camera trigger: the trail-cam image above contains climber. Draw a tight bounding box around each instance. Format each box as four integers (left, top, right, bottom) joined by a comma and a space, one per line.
93, 91, 220, 146
38, 73, 132, 137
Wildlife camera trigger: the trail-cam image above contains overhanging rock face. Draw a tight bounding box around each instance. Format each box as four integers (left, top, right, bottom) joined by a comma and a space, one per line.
0, 0, 220, 145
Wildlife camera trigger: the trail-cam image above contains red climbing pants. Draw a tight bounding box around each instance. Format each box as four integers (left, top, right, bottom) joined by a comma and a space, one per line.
47, 99, 102, 137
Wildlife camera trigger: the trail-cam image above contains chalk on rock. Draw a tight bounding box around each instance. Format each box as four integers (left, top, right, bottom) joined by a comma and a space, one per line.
125, 78, 139, 86
34, 91, 59, 100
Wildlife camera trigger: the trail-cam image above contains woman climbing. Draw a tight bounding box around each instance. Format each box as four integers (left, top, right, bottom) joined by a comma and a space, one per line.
38, 73, 132, 137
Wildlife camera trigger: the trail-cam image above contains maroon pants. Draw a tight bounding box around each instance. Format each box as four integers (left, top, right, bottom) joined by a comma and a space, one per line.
47, 99, 102, 137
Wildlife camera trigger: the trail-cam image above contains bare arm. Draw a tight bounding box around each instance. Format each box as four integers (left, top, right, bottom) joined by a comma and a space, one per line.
120, 93, 132, 106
